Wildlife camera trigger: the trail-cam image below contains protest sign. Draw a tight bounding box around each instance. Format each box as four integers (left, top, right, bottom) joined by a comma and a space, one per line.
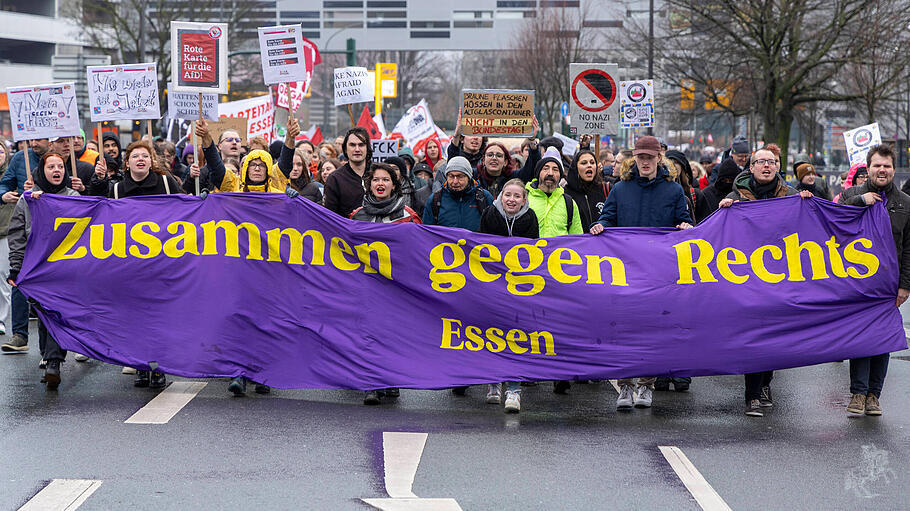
219, 95, 274, 143
166, 83, 219, 121
258, 25, 308, 85
390, 99, 436, 146
844, 123, 882, 167
460, 89, 534, 137
19, 195, 906, 389
552, 132, 580, 159
333, 67, 373, 106
371, 139, 399, 162
6, 82, 80, 141
569, 63, 619, 136
170, 21, 229, 94
87, 64, 160, 122
208, 117, 248, 146
276, 81, 311, 112
619, 79, 654, 129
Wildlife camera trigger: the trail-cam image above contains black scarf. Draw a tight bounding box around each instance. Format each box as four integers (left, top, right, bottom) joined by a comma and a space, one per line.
749, 174, 779, 200
361, 192, 406, 218
32, 167, 70, 194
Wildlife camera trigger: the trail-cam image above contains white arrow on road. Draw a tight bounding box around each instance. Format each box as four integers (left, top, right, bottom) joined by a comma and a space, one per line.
362, 432, 463, 511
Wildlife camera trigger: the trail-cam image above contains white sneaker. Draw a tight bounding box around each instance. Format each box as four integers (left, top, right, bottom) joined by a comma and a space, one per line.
74, 353, 89, 362
121, 366, 137, 374
616, 384, 634, 409
486, 383, 502, 404
504, 390, 520, 413
634, 385, 653, 408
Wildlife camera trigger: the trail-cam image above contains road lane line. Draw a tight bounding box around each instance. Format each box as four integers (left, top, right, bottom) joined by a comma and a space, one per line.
659, 446, 732, 511
19, 479, 102, 511
361, 498, 463, 511
383, 432, 428, 498
124, 381, 207, 424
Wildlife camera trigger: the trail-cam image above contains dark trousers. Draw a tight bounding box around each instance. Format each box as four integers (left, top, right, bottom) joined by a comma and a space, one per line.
38, 318, 66, 362
11, 287, 28, 338
849, 354, 889, 397
744, 371, 773, 401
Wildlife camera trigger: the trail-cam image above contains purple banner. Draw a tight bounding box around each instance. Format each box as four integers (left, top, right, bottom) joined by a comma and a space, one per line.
17, 193, 906, 389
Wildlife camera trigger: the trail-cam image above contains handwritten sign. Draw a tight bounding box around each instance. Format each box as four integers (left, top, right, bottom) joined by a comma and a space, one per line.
276, 81, 311, 112
166, 82, 219, 121
87, 64, 160, 122
460, 89, 534, 137
170, 21, 228, 94
334, 67, 373, 106
6, 82, 81, 141
218, 95, 274, 143
371, 139, 399, 163
258, 25, 308, 85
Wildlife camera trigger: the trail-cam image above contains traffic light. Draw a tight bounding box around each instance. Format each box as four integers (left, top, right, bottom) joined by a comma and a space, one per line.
346, 38, 356, 66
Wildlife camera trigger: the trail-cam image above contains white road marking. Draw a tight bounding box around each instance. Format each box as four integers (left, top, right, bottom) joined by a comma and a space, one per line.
18, 479, 102, 511
659, 446, 732, 511
361, 498, 463, 511
124, 381, 207, 424
382, 432, 428, 498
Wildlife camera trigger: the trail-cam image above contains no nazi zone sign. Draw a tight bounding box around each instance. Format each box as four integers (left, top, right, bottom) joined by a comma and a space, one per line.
569, 63, 619, 136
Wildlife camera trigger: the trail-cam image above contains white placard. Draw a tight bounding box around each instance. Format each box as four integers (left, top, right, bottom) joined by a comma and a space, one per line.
87, 63, 161, 122
569, 63, 619, 136
6, 82, 81, 141
166, 83, 219, 121
619, 79, 654, 129
218, 94, 274, 143
371, 139, 399, 162
258, 25, 308, 85
552, 132, 580, 159
170, 21, 229, 94
333, 67, 373, 106
844, 122, 882, 167
390, 99, 436, 146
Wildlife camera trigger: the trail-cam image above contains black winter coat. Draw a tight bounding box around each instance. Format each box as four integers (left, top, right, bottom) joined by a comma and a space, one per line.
479, 203, 539, 238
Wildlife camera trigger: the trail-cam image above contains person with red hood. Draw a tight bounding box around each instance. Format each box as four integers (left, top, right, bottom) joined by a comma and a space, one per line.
835, 163, 867, 203
421, 138, 444, 170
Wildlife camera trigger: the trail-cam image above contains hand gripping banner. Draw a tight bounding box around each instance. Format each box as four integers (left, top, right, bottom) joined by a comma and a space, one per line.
17, 194, 906, 389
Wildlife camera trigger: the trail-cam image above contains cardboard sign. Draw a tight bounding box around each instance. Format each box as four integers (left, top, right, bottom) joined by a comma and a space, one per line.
166, 83, 219, 121
6, 82, 81, 141
371, 139, 399, 162
391, 99, 436, 146
460, 89, 534, 137
218, 95, 274, 143
171, 21, 229, 94
334, 67, 373, 106
619, 79, 654, 129
87, 63, 160, 122
258, 25, 308, 85
844, 122, 882, 167
569, 63, 619, 136
209, 116, 249, 146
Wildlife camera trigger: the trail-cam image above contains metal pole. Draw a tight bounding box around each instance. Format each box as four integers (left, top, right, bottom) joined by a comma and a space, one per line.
647, 0, 654, 136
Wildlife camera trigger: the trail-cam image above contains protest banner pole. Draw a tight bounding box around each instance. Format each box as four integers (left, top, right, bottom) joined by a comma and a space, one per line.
594, 136, 600, 165
347, 104, 356, 127
195, 93, 202, 196
69, 136, 78, 179
286, 83, 293, 120
96, 122, 103, 144
23, 140, 31, 179
146, 120, 153, 140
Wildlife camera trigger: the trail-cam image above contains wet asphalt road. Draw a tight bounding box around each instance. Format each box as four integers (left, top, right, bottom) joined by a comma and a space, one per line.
2, 319, 910, 511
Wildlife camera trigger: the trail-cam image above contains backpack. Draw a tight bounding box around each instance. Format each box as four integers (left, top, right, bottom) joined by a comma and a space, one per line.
432, 188, 490, 225
562, 192, 574, 232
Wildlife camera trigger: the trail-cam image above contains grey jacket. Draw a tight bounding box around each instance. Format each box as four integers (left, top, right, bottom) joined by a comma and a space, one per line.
8, 186, 81, 281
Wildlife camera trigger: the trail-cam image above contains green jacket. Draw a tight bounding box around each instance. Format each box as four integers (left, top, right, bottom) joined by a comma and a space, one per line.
525, 180, 583, 237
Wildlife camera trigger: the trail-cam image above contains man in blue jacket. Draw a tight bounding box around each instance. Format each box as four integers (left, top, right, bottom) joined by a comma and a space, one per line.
422, 156, 493, 233
589, 135, 692, 412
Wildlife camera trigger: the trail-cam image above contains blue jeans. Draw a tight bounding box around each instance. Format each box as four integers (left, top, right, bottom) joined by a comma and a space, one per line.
11, 287, 28, 338
506, 382, 520, 392
849, 354, 889, 397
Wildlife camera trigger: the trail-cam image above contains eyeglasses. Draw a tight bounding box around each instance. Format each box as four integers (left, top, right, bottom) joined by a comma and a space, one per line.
752, 159, 777, 167
222, 137, 241, 143
486, 152, 505, 159
248, 162, 268, 170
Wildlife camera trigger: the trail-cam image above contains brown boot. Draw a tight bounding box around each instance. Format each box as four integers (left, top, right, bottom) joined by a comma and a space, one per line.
864, 394, 882, 416
846, 394, 866, 414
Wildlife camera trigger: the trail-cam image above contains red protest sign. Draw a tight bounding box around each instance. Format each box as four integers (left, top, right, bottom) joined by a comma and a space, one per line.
170, 21, 229, 94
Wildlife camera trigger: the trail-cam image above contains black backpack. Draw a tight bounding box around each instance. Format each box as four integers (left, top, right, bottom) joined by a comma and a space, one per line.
432, 188, 491, 225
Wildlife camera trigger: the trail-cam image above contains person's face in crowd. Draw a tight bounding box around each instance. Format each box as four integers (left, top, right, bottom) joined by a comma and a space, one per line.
800, 170, 817, 186
634, 153, 658, 179
732, 151, 749, 167
415, 169, 433, 182
446, 171, 470, 192
345, 135, 367, 165
463, 135, 483, 153
103, 138, 119, 159
521, 144, 530, 158
500, 183, 526, 216
371, 168, 395, 200
44, 155, 66, 185
74, 136, 85, 152
86, 140, 99, 152
291, 154, 305, 179
615, 152, 626, 165
219, 131, 242, 158
577, 153, 597, 183
321, 161, 337, 182
163, 147, 177, 168
300, 143, 315, 161
868, 153, 894, 188
30, 138, 50, 156
601, 152, 615, 170
387, 164, 402, 181
247, 158, 268, 184
704, 162, 715, 175
52, 137, 73, 158
538, 161, 561, 193
750, 150, 779, 184
185, 153, 195, 166
854, 173, 868, 187
426, 140, 439, 160
484, 146, 507, 175
0, 143, 6, 167
333, 137, 344, 155
127, 147, 152, 179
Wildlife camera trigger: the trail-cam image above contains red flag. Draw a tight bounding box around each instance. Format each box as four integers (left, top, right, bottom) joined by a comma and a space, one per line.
302, 36, 322, 67
296, 124, 323, 145
357, 106, 382, 140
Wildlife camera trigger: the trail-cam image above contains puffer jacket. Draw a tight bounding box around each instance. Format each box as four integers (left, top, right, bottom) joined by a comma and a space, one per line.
594, 161, 691, 228
421, 183, 493, 232
525, 180, 583, 236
